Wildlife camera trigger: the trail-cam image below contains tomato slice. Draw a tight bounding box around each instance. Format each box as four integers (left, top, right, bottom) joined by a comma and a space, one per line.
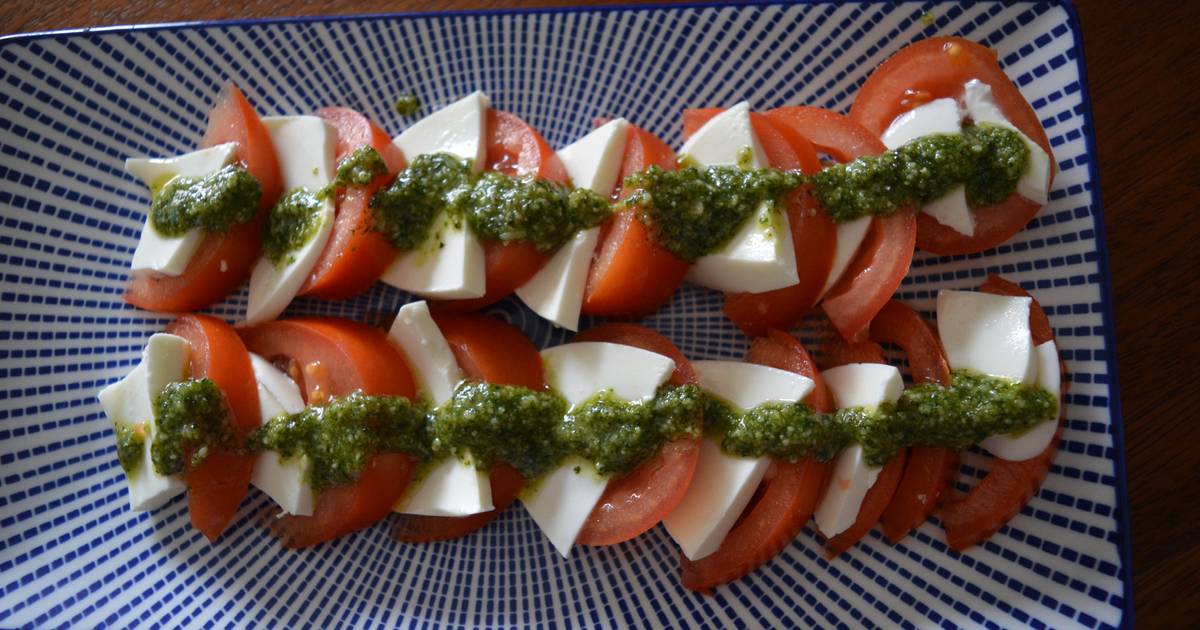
850, 37, 1055, 255
570, 324, 700, 546
679, 330, 831, 591
299, 107, 406, 300
765, 106, 917, 341
868, 300, 958, 544
239, 318, 418, 547
940, 275, 1063, 550
582, 123, 690, 317
164, 314, 260, 542
125, 83, 282, 313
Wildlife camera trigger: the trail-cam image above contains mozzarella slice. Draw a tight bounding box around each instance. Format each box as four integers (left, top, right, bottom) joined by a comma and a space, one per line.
97, 333, 190, 511
663, 360, 812, 561
515, 226, 601, 331
387, 300, 463, 406
814, 362, 904, 538
962, 80, 1052, 204
680, 102, 799, 294
247, 353, 312, 516
245, 116, 337, 325
523, 342, 676, 556
937, 290, 1037, 383
556, 117, 629, 195
979, 340, 1061, 461
125, 143, 238, 276
921, 185, 975, 237
393, 91, 489, 173
880, 97, 961, 150
399, 454, 494, 517
380, 212, 487, 299
819, 215, 873, 298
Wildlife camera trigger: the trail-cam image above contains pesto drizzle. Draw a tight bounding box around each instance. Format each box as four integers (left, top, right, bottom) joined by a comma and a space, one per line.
263, 189, 323, 266
151, 379, 238, 476
114, 422, 145, 475
150, 164, 261, 236
317, 145, 389, 201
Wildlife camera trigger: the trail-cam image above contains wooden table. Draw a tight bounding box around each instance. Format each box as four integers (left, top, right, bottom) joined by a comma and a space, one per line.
4, 1, 1196, 626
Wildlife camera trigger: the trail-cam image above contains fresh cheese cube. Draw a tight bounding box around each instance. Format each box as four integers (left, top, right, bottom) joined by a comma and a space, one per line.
246, 116, 337, 325
921, 185, 975, 237
393, 91, 489, 173
522, 341, 677, 556
937, 290, 1037, 384
380, 212, 487, 299
247, 353, 312, 516
820, 215, 873, 298
880, 97, 962, 150
814, 362, 905, 538
556, 117, 629, 195
962, 79, 1052, 204
515, 226, 601, 331
680, 102, 799, 294
664, 360, 812, 561
97, 333, 190, 511
979, 340, 1061, 461
387, 300, 464, 406
125, 143, 238, 276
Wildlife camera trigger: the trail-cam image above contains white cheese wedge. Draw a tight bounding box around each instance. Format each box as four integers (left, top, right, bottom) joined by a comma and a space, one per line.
245, 116, 337, 325
555, 117, 629, 195
97, 333, 190, 511
125, 143, 238, 276
921, 185, 975, 237
247, 353, 312, 516
979, 340, 1061, 461
937, 290, 1037, 384
523, 342, 676, 557
393, 91, 490, 174
881, 97, 976, 236
680, 102, 799, 294
664, 360, 813, 561
814, 362, 904, 538
515, 227, 601, 331
962, 79, 1052, 204
820, 215, 873, 298
387, 300, 463, 406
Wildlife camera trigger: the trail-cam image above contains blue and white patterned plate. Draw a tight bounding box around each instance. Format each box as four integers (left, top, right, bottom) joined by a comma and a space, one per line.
0, 1, 1131, 627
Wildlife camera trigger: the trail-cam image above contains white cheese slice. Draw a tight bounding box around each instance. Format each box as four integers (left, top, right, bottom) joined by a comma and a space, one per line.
555, 117, 628, 195
937, 289, 1037, 384
680, 102, 799, 294
880, 97, 961, 150
393, 91, 490, 174
247, 352, 312, 516
522, 342, 676, 556
387, 300, 463, 406
921, 185, 975, 237
979, 340, 1061, 461
380, 212, 487, 299
246, 116, 337, 325
97, 333, 190, 511
399, 454, 495, 517
515, 226, 601, 331
663, 360, 812, 561
819, 215, 873, 298
820, 363, 904, 410
962, 79, 1052, 204
125, 143, 238, 276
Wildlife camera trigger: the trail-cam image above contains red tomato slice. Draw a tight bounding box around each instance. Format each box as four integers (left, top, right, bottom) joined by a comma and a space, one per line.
681, 107, 725, 140
850, 37, 1055, 255
570, 323, 700, 546
582, 123, 690, 317
868, 300, 958, 543
239, 318, 418, 547
299, 107, 406, 300
765, 106, 917, 341
679, 330, 830, 591
164, 314, 260, 542
125, 83, 282, 314
940, 275, 1063, 550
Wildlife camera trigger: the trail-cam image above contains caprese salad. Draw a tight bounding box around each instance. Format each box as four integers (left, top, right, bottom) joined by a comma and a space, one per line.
98, 36, 1067, 591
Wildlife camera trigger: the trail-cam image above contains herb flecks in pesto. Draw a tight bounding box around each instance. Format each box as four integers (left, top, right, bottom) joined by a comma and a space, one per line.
394, 93, 422, 116
114, 422, 146, 475
706, 398, 852, 463
563, 384, 703, 476
453, 173, 610, 252
371, 152, 472, 251
150, 164, 261, 236
317, 145, 388, 201
151, 379, 237, 476
263, 188, 323, 266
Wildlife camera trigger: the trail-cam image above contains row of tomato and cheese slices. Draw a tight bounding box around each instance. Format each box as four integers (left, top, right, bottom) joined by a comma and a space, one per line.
124, 41, 1052, 339
100, 277, 1062, 587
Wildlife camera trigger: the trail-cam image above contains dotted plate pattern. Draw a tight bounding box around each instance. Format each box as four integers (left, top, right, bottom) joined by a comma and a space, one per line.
0, 1, 1130, 628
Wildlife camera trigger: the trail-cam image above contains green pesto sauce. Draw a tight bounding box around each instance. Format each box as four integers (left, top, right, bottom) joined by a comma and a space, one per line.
263, 188, 323, 266
452, 172, 610, 252
150, 164, 262, 236
317, 145, 388, 201
114, 421, 145, 475
151, 379, 237, 476
250, 391, 429, 492
394, 93, 422, 116
705, 398, 852, 463
810, 124, 1029, 222
370, 152, 472, 251
562, 384, 703, 476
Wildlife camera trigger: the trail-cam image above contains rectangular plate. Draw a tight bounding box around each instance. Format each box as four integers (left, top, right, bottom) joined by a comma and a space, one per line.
0, 1, 1131, 627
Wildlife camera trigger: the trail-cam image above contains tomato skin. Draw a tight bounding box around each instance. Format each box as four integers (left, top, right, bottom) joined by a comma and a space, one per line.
300, 107, 406, 299
582, 123, 689, 317
850, 37, 1055, 255
165, 314, 261, 542
571, 323, 700, 546
125, 83, 281, 314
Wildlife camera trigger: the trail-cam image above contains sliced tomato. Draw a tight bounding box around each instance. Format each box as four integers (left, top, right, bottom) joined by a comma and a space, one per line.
850, 37, 1055, 255
299, 107, 406, 300
868, 300, 958, 543
681, 107, 725, 140
239, 318, 418, 547
940, 275, 1063, 550
680, 330, 830, 591
570, 323, 700, 546
125, 83, 282, 313
164, 314, 260, 542
582, 123, 690, 317
765, 106, 917, 341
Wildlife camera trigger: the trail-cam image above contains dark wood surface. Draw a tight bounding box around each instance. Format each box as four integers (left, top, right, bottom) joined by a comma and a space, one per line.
4, 1, 1197, 627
